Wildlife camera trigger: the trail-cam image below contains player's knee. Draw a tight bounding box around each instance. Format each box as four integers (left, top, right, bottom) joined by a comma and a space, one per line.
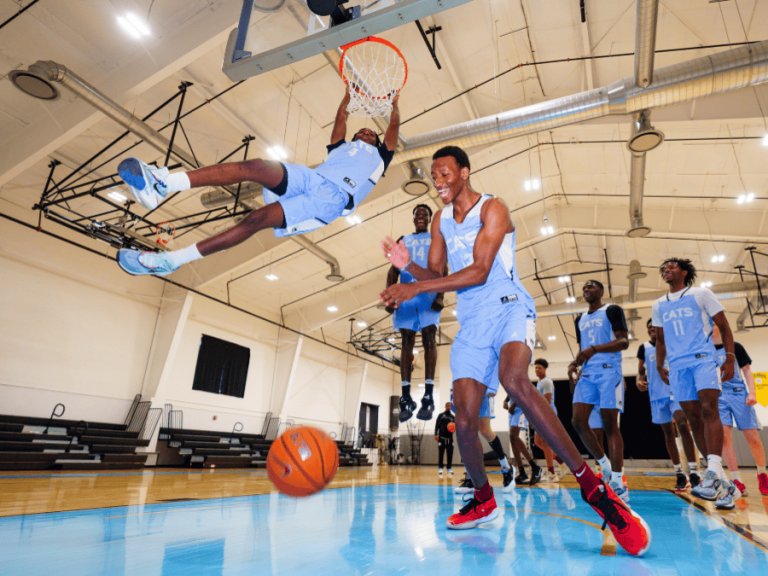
571, 415, 586, 434
675, 418, 690, 435
700, 403, 718, 421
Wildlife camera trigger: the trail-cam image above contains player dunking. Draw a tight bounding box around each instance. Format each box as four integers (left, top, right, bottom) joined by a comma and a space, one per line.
568, 280, 631, 502
115, 87, 400, 276
637, 318, 699, 492
652, 258, 739, 509
379, 145, 650, 556
386, 204, 444, 422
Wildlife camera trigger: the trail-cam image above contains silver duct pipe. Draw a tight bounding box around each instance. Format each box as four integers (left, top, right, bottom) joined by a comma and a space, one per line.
625, 259, 646, 336
628, 149, 650, 237
394, 40, 768, 164
536, 280, 767, 318
14, 61, 345, 281
635, 0, 659, 88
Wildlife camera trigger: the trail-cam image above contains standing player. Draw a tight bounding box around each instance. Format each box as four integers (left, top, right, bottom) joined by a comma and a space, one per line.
712, 325, 768, 496
568, 280, 630, 503
637, 318, 699, 491
380, 146, 650, 556
386, 204, 444, 421
115, 87, 400, 276
533, 359, 560, 482
652, 258, 739, 509
503, 394, 543, 485
435, 402, 455, 476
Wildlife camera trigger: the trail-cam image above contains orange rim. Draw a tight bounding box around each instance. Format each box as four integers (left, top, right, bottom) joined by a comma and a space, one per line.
155, 221, 176, 245
339, 36, 408, 100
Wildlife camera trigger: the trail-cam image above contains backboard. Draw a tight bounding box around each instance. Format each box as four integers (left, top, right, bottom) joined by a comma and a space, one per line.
221, 0, 473, 82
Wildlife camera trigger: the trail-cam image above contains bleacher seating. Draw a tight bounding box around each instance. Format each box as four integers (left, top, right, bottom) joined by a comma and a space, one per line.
0, 414, 149, 471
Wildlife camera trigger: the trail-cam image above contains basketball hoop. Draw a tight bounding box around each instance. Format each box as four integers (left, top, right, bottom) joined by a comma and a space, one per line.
155, 221, 176, 246
339, 36, 407, 118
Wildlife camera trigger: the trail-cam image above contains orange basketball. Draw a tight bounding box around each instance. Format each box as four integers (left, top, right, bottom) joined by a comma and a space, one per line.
447, 422, 456, 433
267, 426, 340, 497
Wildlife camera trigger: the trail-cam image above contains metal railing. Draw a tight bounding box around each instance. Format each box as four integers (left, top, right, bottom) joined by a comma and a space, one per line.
43, 403, 65, 434
141, 408, 162, 441
123, 394, 141, 427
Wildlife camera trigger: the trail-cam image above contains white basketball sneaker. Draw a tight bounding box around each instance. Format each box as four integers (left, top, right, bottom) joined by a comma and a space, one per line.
118, 158, 170, 209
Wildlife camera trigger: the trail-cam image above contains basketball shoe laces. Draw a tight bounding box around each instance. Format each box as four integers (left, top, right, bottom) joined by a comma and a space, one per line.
457, 492, 485, 516
590, 488, 628, 532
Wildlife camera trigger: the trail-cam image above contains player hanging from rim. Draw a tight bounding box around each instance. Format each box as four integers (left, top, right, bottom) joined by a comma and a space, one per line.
386, 204, 445, 422
455, 391, 517, 494
379, 145, 650, 556
568, 280, 631, 503
712, 325, 768, 496
503, 393, 543, 485
637, 318, 699, 492
115, 87, 400, 276
652, 258, 740, 510
532, 358, 562, 482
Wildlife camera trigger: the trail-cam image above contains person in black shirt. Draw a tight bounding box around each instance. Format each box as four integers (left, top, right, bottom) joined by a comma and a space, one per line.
435, 402, 455, 476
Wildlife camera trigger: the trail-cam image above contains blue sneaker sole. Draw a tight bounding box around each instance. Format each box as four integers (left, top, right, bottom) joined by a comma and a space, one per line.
118, 158, 146, 192
117, 249, 173, 276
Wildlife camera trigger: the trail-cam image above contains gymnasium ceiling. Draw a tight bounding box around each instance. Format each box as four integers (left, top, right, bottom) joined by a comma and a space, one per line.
2, 0, 768, 366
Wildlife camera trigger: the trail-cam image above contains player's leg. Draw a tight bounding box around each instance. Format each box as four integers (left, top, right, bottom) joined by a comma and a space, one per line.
438, 438, 446, 474
658, 408, 689, 492
417, 324, 438, 420
721, 425, 743, 490
673, 409, 699, 485
447, 378, 498, 529
478, 415, 514, 491
508, 424, 529, 484
398, 329, 418, 422
601, 408, 627, 501
446, 438, 454, 475
534, 433, 556, 480
742, 429, 768, 495
729, 387, 766, 495
572, 403, 609, 465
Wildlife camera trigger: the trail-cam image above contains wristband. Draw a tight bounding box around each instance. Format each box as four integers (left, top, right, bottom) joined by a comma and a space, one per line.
400, 255, 412, 271
590, 345, 597, 354
726, 352, 736, 358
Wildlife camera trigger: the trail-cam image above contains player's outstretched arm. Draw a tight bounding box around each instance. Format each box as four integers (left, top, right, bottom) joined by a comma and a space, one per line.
330, 86, 351, 144
383, 94, 400, 151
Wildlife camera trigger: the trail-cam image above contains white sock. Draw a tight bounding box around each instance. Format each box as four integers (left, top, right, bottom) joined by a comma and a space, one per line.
758, 466, 766, 475
597, 455, 612, 475
166, 172, 191, 193
611, 470, 623, 486
674, 463, 682, 473
499, 457, 510, 471
706, 454, 725, 479
166, 243, 203, 268
731, 471, 741, 482
688, 461, 698, 474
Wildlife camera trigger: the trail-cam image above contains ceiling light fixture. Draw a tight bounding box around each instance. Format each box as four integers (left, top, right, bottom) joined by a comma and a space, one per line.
763, 134, 768, 147
558, 276, 570, 283
357, 321, 367, 328
346, 215, 362, 225
711, 255, 726, 263
265, 273, 278, 281
266, 145, 288, 160
117, 13, 151, 39
107, 191, 127, 202
548, 335, 556, 341
524, 179, 540, 191
452, 310, 457, 316
327, 305, 338, 312
737, 193, 755, 204
540, 226, 554, 236
565, 296, 576, 303
701, 281, 713, 288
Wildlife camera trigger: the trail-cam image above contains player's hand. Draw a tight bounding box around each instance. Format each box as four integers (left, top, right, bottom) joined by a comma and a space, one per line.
434, 435, 439, 442
575, 347, 595, 366
382, 236, 411, 269
636, 379, 648, 392
567, 362, 579, 379
720, 356, 735, 382
391, 93, 400, 113
660, 367, 670, 385
431, 294, 444, 312
380, 282, 419, 309
746, 392, 757, 406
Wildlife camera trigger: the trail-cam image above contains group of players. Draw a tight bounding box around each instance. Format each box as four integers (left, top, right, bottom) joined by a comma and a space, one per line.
109, 87, 763, 557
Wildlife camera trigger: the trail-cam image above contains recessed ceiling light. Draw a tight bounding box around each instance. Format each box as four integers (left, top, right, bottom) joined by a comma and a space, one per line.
266, 145, 288, 160
524, 179, 540, 191
327, 305, 338, 312
107, 191, 127, 202
265, 274, 278, 281
701, 281, 713, 288
117, 13, 150, 39
548, 335, 556, 341
452, 310, 457, 315
346, 215, 362, 225
541, 226, 554, 236
357, 321, 367, 328
387, 337, 395, 343
763, 134, 768, 147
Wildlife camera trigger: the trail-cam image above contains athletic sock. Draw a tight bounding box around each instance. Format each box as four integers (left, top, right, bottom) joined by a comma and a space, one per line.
574, 462, 601, 495
489, 436, 507, 465
401, 382, 411, 399
611, 470, 623, 486
731, 471, 741, 482
758, 466, 766, 475
706, 454, 725, 480
548, 466, 555, 475
166, 172, 191, 193
554, 456, 563, 465
529, 459, 540, 472
424, 379, 434, 396
597, 455, 612, 476
166, 243, 203, 268
673, 463, 682, 474
688, 461, 698, 474
475, 480, 493, 502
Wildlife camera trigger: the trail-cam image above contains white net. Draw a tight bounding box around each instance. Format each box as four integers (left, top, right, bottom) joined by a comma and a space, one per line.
341, 37, 407, 118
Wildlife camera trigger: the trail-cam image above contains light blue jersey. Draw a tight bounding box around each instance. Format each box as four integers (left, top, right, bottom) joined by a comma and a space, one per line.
714, 343, 749, 390
577, 304, 626, 372
651, 287, 724, 370
439, 195, 535, 324
642, 342, 669, 401
315, 140, 392, 208
400, 232, 432, 284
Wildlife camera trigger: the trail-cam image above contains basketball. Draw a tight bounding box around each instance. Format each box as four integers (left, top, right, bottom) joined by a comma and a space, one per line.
267, 426, 340, 497
447, 422, 455, 433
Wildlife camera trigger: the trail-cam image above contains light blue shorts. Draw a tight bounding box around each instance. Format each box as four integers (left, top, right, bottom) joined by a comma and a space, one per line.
509, 406, 526, 428
650, 396, 683, 425
588, 406, 603, 429
479, 395, 495, 419
573, 369, 624, 411
669, 360, 720, 403
263, 163, 349, 238
450, 303, 536, 395
393, 293, 441, 333
719, 386, 761, 430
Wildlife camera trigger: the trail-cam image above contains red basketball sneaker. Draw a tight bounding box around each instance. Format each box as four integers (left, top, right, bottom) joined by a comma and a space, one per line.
446, 494, 498, 530
583, 481, 652, 556
733, 479, 748, 497
758, 472, 768, 496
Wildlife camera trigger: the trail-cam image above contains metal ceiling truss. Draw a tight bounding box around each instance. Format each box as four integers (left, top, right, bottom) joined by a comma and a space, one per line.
735, 247, 768, 329
32, 83, 256, 252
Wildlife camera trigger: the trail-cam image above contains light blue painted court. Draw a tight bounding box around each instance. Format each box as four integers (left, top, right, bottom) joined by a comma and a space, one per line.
2, 481, 767, 576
